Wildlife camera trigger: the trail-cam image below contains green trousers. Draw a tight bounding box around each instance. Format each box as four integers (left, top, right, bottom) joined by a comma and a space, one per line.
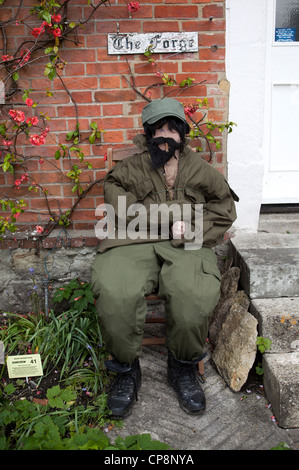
91, 241, 221, 365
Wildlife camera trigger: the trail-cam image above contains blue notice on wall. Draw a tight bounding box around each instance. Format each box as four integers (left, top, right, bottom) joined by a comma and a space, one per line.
275, 28, 296, 42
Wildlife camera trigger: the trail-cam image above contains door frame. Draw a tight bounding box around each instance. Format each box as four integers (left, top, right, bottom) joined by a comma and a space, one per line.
262, 0, 299, 203
226, 0, 268, 232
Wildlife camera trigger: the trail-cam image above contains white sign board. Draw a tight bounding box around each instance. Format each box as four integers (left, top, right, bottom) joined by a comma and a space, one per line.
7, 354, 43, 378
108, 32, 198, 55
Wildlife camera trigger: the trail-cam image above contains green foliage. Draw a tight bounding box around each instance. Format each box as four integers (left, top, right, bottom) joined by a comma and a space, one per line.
46, 384, 77, 409
270, 441, 292, 450
255, 336, 272, 375
0, 199, 27, 240
111, 433, 171, 450
0, 382, 170, 450
1, 279, 106, 391
52, 278, 97, 315
256, 336, 272, 354
255, 362, 264, 376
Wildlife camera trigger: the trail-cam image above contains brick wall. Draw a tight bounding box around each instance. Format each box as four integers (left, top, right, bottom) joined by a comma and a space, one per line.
0, 0, 227, 245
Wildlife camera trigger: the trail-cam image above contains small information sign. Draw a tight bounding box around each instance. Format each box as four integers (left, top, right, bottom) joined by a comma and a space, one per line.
7, 354, 43, 378
108, 32, 198, 55
275, 28, 296, 42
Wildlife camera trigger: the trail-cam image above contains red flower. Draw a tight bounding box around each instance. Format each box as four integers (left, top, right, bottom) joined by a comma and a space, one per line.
14, 173, 28, 188
20, 49, 30, 63
29, 134, 45, 146
2, 54, 13, 61
9, 109, 26, 124
51, 14, 62, 23
31, 26, 45, 38
26, 116, 39, 126
29, 127, 49, 146
3, 140, 13, 147
25, 98, 33, 107
42, 21, 52, 28
127, 2, 140, 13
52, 28, 61, 37
184, 105, 198, 117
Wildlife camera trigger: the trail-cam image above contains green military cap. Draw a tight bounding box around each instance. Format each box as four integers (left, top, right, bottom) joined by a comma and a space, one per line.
142, 97, 188, 126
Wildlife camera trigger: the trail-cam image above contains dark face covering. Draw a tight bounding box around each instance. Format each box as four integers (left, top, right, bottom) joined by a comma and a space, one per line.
147, 136, 183, 169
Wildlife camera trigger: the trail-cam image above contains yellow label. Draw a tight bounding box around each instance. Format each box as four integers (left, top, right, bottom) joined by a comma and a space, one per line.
7, 354, 43, 378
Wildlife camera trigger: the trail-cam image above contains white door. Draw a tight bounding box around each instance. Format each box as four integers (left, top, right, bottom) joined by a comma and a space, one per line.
263, 0, 299, 203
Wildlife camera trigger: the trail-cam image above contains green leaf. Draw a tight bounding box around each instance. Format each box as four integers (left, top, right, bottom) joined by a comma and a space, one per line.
0, 124, 6, 136
4, 383, 16, 395
12, 72, 19, 82
41, 11, 52, 25
89, 133, 95, 144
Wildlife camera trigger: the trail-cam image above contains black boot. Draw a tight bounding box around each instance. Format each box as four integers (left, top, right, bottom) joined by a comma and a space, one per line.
167, 352, 206, 415
105, 358, 141, 419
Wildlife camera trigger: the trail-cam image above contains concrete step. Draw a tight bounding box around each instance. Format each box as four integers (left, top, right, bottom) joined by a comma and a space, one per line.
250, 297, 299, 354
229, 232, 299, 428
250, 297, 299, 428
263, 352, 299, 429
258, 213, 299, 234
230, 233, 299, 299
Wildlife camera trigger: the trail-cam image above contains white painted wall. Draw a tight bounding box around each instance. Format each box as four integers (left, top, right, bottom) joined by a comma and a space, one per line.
226, 0, 268, 232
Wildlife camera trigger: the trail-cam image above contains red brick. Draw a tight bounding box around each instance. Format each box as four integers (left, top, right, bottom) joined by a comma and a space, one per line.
100, 76, 121, 89
202, 4, 224, 18
183, 19, 225, 31
86, 62, 129, 75
84, 236, 100, 247
53, 76, 98, 91
72, 222, 95, 230
143, 21, 180, 32
155, 5, 198, 18
200, 47, 225, 60
102, 104, 124, 116
64, 48, 96, 63
0, 239, 19, 250
199, 32, 225, 47
103, 130, 125, 143
68, 91, 93, 103
70, 237, 84, 247
94, 89, 136, 103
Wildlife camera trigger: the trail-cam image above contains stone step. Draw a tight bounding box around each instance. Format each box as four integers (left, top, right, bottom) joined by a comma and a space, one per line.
230, 233, 299, 299
263, 352, 299, 429
250, 297, 299, 428
250, 297, 299, 354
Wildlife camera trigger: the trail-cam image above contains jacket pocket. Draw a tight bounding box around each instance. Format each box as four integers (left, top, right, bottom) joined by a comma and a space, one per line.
184, 186, 206, 204
202, 257, 222, 282
129, 179, 154, 201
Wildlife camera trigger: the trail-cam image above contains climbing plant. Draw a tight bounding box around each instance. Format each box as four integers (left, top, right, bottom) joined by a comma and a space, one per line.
0, 0, 234, 240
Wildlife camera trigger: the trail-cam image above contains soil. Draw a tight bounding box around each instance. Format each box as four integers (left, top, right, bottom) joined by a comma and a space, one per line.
2, 367, 65, 405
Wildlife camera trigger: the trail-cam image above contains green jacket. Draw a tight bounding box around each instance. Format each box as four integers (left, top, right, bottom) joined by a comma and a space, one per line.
97, 134, 238, 253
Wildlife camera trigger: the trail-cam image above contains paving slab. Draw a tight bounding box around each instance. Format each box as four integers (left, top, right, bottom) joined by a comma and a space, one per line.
107, 343, 298, 450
